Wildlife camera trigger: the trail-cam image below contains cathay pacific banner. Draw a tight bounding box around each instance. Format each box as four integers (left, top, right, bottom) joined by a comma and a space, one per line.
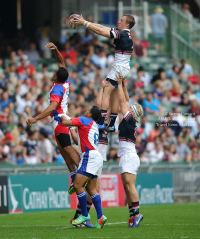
6, 175, 70, 214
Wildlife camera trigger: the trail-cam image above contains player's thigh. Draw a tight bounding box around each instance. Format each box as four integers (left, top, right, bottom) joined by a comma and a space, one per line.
74, 173, 89, 189
63, 145, 80, 167
87, 178, 98, 196
103, 83, 115, 97
56, 139, 71, 161
121, 173, 136, 186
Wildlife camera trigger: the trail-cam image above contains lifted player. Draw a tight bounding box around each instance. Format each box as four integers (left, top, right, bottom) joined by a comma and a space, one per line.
27, 42, 79, 183
73, 14, 135, 129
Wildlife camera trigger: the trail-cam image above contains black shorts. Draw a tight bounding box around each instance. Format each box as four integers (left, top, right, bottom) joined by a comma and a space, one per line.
56, 133, 71, 148
106, 78, 118, 88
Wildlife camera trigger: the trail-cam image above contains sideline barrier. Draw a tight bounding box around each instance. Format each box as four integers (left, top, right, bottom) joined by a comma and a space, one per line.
0, 173, 173, 214
70, 173, 174, 209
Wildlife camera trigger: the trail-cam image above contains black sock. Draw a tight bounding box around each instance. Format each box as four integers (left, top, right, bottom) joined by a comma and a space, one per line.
97, 109, 107, 125
74, 204, 82, 219
87, 201, 92, 213
107, 113, 117, 127
129, 201, 140, 217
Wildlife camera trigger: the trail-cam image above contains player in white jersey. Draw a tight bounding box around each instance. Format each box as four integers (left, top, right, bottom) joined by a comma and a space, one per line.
73, 14, 136, 130
116, 74, 144, 228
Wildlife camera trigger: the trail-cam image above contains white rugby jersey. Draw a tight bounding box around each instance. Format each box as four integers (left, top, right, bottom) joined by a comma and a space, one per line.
110, 28, 133, 69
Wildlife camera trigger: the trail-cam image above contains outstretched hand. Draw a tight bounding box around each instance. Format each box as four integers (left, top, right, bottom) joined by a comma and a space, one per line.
45, 42, 57, 50
101, 79, 110, 88
73, 14, 85, 25
115, 74, 123, 84
26, 118, 37, 127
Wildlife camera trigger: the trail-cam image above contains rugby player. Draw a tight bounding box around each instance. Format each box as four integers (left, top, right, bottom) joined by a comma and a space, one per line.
61, 106, 107, 229
73, 14, 135, 129
26, 42, 79, 183
116, 74, 144, 228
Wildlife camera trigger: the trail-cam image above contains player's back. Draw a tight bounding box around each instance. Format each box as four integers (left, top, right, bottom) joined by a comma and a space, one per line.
118, 111, 137, 157
71, 116, 99, 154
110, 28, 133, 69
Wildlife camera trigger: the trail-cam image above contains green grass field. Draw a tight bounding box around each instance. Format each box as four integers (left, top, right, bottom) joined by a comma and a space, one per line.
0, 203, 200, 239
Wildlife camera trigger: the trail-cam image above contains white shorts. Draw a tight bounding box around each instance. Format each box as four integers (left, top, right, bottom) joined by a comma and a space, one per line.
98, 144, 107, 162
119, 152, 140, 175
107, 65, 130, 81
78, 150, 103, 178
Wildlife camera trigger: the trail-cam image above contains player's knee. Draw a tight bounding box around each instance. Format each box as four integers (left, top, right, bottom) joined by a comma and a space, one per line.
73, 180, 80, 191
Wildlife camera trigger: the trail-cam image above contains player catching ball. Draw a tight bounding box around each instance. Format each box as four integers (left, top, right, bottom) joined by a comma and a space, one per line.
73, 14, 135, 129
115, 74, 144, 228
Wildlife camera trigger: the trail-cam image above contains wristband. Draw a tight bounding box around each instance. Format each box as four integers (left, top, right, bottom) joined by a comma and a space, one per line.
84, 21, 88, 26
70, 126, 76, 130
86, 22, 91, 28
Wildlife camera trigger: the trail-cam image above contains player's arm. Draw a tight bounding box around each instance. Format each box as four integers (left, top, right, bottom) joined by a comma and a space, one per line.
73, 15, 111, 38
44, 153, 50, 163
122, 79, 130, 103
26, 101, 58, 126
45, 42, 65, 68
116, 74, 129, 116
95, 79, 110, 108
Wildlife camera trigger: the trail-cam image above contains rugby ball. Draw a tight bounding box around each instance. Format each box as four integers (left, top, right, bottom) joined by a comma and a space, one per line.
69, 14, 80, 29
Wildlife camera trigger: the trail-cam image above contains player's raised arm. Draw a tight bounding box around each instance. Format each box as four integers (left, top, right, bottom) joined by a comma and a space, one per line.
122, 79, 130, 103
60, 116, 73, 127
95, 79, 110, 108
73, 15, 111, 38
45, 42, 65, 68
116, 74, 129, 116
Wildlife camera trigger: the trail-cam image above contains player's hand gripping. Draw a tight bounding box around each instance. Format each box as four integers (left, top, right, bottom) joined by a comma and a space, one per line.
26, 118, 37, 127
45, 42, 57, 50
115, 74, 123, 85
73, 14, 85, 25
101, 78, 110, 89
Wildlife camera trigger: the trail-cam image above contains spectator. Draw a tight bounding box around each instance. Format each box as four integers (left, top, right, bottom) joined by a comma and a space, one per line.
149, 141, 164, 163
168, 143, 180, 163
38, 130, 52, 163
142, 93, 162, 115
9, 142, 16, 163
150, 6, 168, 51
180, 92, 190, 106
167, 113, 182, 136
181, 126, 195, 146
182, 4, 193, 18
78, 64, 95, 85
166, 65, 181, 80
133, 38, 147, 58
153, 81, 163, 98
148, 124, 161, 142
0, 92, 13, 111
170, 79, 182, 102
135, 134, 145, 156
179, 59, 193, 78
137, 115, 153, 141
133, 66, 150, 87
175, 135, 191, 162
189, 100, 200, 116
23, 131, 38, 165
191, 144, 200, 162
26, 42, 40, 65
152, 68, 172, 92
16, 149, 25, 164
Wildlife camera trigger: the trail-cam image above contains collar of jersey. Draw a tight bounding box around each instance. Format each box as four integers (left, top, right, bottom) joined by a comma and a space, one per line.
53, 81, 69, 85
123, 29, 130, 32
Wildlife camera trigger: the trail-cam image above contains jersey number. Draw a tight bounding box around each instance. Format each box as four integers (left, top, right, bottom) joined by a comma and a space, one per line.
94, 133, 99, 146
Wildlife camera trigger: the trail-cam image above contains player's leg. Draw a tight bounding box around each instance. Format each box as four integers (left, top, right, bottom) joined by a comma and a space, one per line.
72, 173, 91, 225
120, 154, 143, 228
98, 81, 115, 125
87, 178, 107, 229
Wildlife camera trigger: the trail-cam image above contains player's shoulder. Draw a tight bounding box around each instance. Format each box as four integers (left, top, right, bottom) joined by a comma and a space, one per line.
51, 83, 65, 94
123, 111, 136, 123
79, 116, 93, 126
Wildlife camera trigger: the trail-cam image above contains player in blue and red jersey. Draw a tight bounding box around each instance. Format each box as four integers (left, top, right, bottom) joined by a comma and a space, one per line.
26, 42, 80, 181
61, 106, 107, 229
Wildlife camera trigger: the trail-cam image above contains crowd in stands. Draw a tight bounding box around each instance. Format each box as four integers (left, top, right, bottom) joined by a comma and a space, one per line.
0, 12, 199, 165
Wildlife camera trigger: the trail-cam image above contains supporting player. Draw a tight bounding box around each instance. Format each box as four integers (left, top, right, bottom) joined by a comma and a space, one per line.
116, 74, 144, 228
61, 106, 107, 229
69, 79, 110, 228
26, 42, 80, 183
73, 14, 135, 129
